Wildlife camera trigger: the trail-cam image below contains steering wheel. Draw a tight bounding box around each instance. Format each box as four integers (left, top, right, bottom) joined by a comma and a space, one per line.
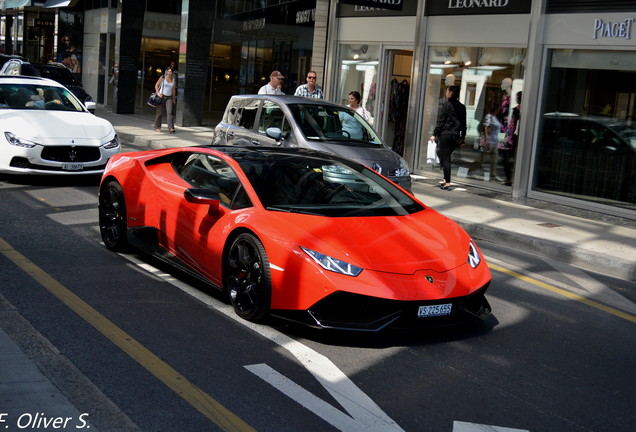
315, 183, 350, 203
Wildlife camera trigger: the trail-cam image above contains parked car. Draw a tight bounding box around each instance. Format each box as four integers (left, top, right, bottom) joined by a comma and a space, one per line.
0, 53, 24, 68
98, 146, 491, 330
213, 95, 412, 190
0, 59, 95, 113
0, 76, 120, 175
536, 113, 636, 205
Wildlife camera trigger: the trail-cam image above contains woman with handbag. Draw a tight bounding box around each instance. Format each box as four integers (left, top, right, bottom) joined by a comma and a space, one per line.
431, 85, 466, 190
153, 66, 177, 133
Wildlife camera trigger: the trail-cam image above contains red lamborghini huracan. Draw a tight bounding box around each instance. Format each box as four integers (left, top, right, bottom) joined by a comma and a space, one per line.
98, 146, 491, 331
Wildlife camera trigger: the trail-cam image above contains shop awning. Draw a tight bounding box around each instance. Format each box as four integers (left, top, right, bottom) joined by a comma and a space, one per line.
338, 0, 403, 12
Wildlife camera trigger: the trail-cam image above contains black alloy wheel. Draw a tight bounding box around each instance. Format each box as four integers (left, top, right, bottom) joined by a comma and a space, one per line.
99, 180, 128, 252
225, 233, 272, 321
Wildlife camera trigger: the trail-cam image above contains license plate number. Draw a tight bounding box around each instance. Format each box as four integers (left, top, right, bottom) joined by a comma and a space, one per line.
418, 303, 452, 318
62, 163, 84, 171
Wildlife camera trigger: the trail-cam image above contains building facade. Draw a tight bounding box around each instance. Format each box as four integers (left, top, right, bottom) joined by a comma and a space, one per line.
325, 0, 636, 219
1, 0, 634, 219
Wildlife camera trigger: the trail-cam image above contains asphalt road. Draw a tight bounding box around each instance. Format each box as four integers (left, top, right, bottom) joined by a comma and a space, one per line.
0, 166, 634, 432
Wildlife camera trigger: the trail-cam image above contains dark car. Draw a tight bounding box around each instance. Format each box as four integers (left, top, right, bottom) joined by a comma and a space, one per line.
536, 113, 636, 205
0, 54, 24, 68
213, 95, 412, 191
0, 59, 94, 113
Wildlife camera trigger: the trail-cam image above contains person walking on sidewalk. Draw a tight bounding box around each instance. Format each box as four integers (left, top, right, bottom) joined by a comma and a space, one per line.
153, 66, 177, 133
431, 85, 466, 190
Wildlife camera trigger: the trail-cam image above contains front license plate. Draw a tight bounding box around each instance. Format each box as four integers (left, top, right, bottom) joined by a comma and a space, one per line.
62, 163, 84, 171
418, 303, 452, 318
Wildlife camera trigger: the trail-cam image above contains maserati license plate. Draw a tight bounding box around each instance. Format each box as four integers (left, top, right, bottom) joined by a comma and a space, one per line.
417, 303, 452, 318
62, 163, 84, 171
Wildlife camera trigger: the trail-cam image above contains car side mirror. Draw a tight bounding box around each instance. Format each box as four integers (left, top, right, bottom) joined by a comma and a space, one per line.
184, 188, 221, 209
84, 101, 96, 113
266, 127, 283, 144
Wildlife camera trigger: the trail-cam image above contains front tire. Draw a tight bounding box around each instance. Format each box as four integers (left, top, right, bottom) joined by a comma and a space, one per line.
99, 180, 128, 252
225, 233, 271, 321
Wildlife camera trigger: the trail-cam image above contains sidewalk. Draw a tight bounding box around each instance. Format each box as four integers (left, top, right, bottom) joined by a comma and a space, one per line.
96, 105, 636, 282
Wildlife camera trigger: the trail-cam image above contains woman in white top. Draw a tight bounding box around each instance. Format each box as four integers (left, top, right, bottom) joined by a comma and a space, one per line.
153, 67, 177, 133
340, 91, 368, 140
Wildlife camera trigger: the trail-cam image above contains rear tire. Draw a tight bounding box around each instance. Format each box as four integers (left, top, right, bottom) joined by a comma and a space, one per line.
99, 180, 128, 252
225, 233, 271, 321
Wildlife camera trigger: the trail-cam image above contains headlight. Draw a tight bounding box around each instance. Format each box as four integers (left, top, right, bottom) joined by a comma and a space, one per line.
396, 158, 410, 176
300, 246, 363, 277
101, 134, 120, 150
322, 165, 354, 175
467, 240, 481, 269
4, 132, 37, 148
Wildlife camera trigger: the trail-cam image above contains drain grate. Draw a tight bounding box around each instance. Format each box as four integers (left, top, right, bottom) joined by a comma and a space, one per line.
538, 222, 561, 228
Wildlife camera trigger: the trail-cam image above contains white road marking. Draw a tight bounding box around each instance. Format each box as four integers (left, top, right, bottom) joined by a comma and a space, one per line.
245, 364, 368, 432
121, 253, 404, 432
453, 421, 529, 432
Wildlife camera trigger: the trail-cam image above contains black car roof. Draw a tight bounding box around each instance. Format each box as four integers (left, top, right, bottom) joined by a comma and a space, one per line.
204, 145, 366, 167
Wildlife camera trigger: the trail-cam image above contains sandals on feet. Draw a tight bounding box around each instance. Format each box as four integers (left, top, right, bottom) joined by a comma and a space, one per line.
169, 129, 176, 133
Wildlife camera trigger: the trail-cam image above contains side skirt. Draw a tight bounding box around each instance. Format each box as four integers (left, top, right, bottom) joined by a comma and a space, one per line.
127, 226, 224, 293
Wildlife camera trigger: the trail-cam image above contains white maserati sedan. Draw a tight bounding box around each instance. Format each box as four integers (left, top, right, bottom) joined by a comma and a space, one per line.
0, 75, 120, 175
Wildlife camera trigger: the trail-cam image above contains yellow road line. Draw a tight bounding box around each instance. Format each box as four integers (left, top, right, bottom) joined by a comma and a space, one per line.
0, 236, 255, 432
489, 262, 636, 324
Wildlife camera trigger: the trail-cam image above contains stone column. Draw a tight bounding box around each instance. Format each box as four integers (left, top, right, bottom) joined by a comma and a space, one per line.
5, 15, 13, 55
176, 0, 215, 126
114, 1, 144, 114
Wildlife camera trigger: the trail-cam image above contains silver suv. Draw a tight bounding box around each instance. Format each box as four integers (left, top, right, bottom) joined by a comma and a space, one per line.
213, 95, 411, 190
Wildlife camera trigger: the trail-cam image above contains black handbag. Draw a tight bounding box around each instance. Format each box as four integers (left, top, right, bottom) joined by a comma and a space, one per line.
147, 92, 162, 107
147, 77, 164, 107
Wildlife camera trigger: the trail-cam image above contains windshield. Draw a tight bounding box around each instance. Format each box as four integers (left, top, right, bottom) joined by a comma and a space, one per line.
608, 122, 636, 150
0, 83, 85, 111
288, 103, 384, 146
236, 152, 422, 217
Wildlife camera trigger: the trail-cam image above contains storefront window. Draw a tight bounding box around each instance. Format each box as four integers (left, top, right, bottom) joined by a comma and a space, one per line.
337, 44, 380, 125
419, 46, 526, 186
535, 49, 636, 210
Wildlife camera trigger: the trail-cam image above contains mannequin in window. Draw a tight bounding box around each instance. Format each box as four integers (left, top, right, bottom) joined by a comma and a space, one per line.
499, 91, 521, 186
500, 78, 512, 133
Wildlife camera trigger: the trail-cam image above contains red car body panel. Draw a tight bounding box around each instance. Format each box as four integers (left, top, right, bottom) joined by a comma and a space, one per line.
101, 147, 491, 325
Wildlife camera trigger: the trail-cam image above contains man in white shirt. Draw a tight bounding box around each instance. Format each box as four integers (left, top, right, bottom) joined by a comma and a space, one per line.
258, 70, 285, 95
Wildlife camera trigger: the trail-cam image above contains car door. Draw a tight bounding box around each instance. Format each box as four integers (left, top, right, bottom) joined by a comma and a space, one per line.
214, 98, 240, 145
226, 98, 261, 146
254, 100, 296, 146
170, 152, 251, 286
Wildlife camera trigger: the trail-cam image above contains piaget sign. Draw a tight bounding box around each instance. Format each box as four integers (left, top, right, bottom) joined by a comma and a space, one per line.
593, 18, 634, 40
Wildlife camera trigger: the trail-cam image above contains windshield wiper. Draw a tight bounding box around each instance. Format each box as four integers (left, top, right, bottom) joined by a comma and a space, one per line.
266, 206, 323, 216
